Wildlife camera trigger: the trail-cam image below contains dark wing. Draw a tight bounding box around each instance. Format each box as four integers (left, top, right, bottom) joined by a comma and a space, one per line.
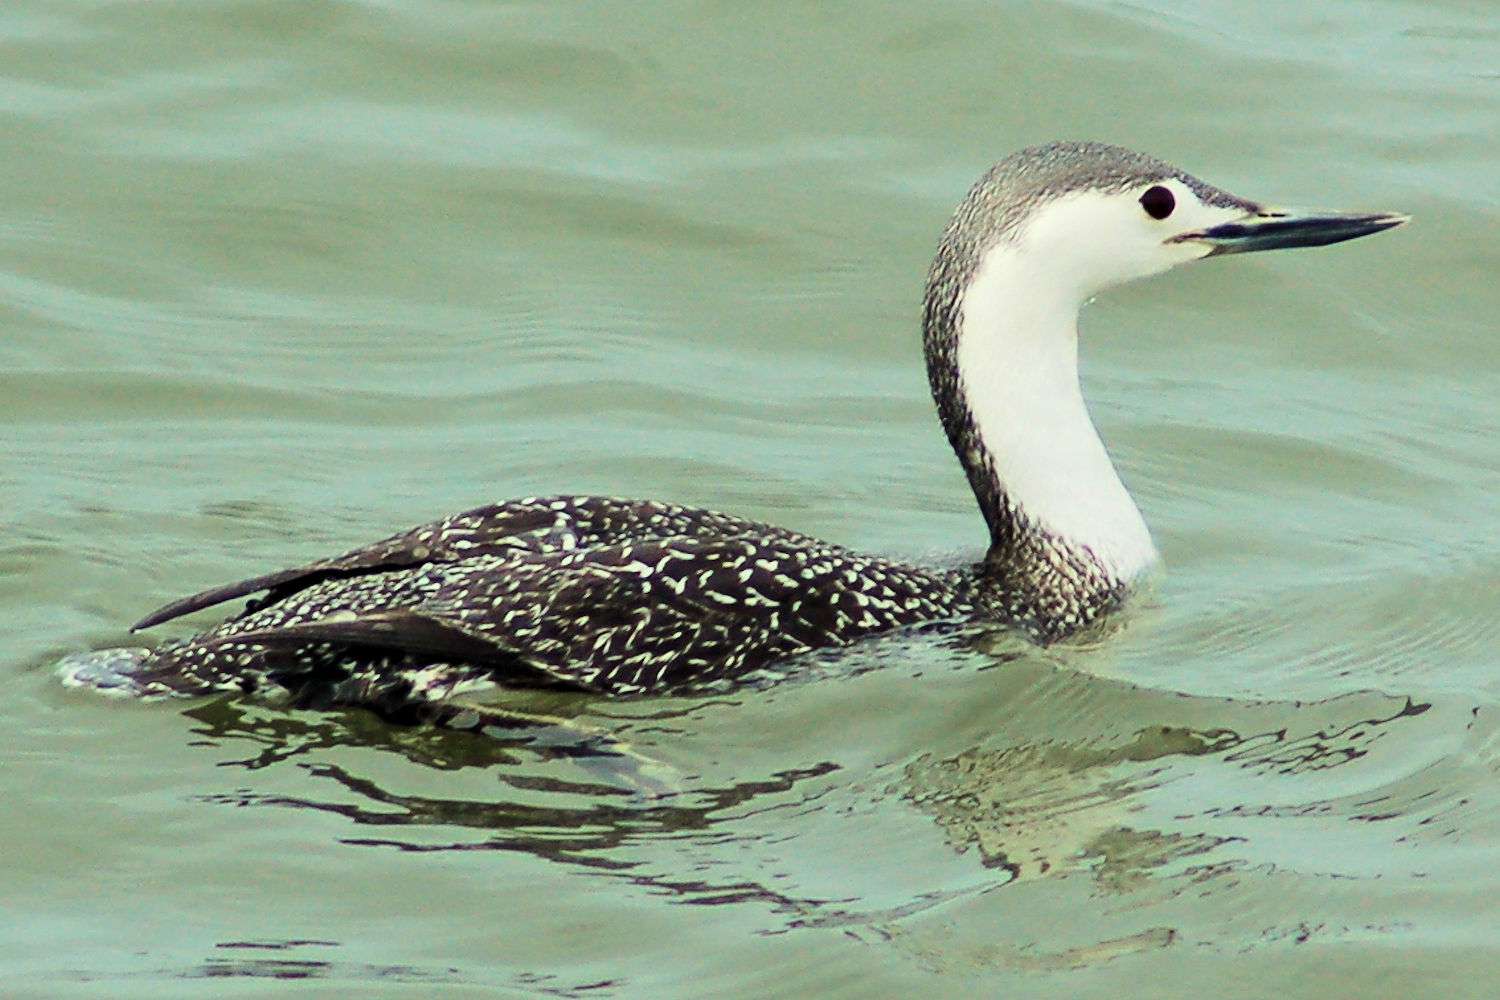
199, 534, 972, 694
132, 495, 806, 631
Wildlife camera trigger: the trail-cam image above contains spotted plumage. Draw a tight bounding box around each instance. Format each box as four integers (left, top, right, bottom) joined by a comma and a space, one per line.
65, 496, 1025, 703
59, 141, 1405, 711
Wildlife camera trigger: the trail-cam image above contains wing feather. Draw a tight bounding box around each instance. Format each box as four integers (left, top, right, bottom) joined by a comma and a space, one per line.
132, 495, 800, 632
201, 608, 597, 691
135, 511, 969, 696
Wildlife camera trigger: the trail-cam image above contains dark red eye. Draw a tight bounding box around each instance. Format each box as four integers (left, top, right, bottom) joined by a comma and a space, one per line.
1140, 185, 1175, 220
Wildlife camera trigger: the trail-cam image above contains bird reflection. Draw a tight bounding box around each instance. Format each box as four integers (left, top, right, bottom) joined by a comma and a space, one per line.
180, 659, 1436, 930
903, 696, 1428, 885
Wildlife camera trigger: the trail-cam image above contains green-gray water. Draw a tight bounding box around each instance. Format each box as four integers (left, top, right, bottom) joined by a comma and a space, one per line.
5, 2, 1498, 996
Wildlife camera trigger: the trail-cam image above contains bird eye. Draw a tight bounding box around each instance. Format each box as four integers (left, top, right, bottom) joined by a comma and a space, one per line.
1139, 185, 1175, 220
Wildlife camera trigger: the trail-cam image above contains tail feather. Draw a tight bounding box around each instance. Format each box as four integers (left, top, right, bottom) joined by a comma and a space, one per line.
56, 641, 502, 716
56, 647, 190, 699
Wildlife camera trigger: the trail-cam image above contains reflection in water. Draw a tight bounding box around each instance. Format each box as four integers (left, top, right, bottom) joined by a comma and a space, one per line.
904, 694, 1430, 888
184, 698, 864, 922
180, 668, 1440, 952
905, 729, 1237, 881
893, 924, 1179, 975
188, 938, 449, 984
64, 938, 615, 995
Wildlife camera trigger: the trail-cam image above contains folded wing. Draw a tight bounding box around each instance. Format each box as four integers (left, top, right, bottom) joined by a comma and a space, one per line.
182, 532, 969, 695
132, 495, 808, 631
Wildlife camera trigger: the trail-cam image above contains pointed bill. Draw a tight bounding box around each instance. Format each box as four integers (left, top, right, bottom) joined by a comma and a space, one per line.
1172, 208, 1409, 255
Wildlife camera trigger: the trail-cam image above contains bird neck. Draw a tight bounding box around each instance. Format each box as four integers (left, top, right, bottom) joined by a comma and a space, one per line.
924, 241, 1158, 614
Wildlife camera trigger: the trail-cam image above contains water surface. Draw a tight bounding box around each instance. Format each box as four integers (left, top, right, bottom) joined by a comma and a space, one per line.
4, 1, 1499, 996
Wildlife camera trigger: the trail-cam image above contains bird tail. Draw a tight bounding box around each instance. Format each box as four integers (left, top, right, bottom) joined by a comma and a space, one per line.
56, 647, 187, 699
56, 642, 261, 699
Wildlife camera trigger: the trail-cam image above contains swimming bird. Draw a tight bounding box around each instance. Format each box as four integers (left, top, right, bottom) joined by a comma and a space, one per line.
59, 142, 1405, 713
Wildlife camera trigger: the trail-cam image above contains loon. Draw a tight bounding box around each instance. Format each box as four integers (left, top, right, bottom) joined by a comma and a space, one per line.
59, 142, 1405, 713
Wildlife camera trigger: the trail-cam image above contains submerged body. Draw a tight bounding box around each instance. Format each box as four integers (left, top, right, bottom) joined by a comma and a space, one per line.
59, 142, 1404, 710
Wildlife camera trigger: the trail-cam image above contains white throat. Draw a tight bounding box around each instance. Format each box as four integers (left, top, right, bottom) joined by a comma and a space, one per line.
956, 239, 1158, 582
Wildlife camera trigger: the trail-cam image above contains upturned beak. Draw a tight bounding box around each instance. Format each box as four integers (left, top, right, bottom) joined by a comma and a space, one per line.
1174, 208, 1409, 256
